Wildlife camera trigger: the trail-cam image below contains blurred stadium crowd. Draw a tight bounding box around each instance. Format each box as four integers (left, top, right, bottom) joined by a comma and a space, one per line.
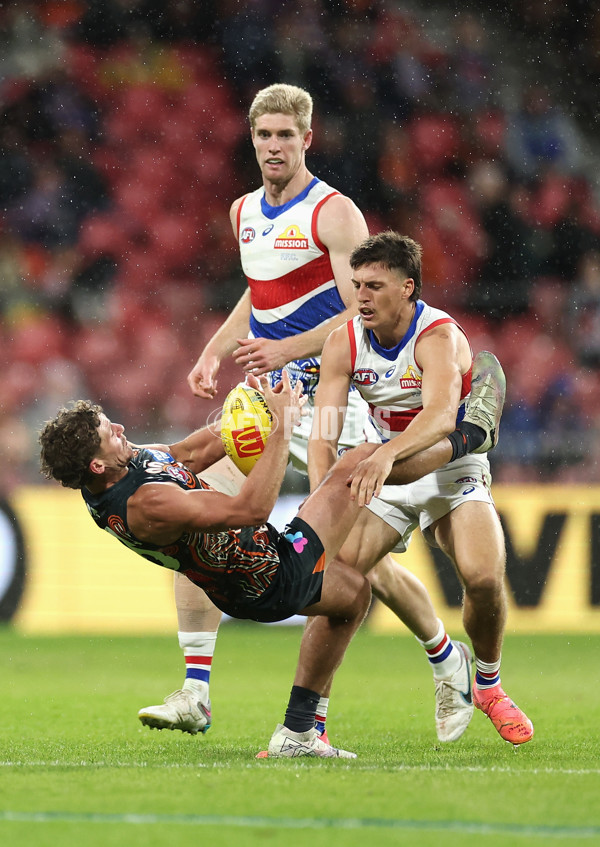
1, 0, 600, 493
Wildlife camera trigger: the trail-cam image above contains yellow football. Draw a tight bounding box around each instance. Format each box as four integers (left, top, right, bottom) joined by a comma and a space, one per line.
220, 383, 273, 475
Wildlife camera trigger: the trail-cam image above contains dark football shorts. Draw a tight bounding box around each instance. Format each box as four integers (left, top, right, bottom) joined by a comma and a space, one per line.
216, 516, 325, 623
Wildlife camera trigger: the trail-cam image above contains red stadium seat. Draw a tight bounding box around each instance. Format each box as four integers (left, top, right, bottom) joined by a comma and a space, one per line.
148, 212, 202, 271
531, 172, 575, 229
9, 315, 68, 366
113, 179, 160, 227
474, 109, 507, 157
408, 113, 461, 173
79, 214, 130, 260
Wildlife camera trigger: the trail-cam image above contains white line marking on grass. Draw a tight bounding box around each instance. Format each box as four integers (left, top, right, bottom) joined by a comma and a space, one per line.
1, 761, 600, 776
0, 810, 599, 838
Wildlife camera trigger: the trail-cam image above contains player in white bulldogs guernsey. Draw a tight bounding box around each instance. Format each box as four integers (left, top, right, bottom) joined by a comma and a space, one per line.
308, 231, 533, 746
138, 84, 478, 750
234, 175, 370, 467
347, 300, 472, 445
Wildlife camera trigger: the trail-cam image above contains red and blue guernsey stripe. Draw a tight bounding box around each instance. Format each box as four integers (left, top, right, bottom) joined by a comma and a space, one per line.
247, 252, 345, 340
249, 289, 345, 339
240, 181, 346, 341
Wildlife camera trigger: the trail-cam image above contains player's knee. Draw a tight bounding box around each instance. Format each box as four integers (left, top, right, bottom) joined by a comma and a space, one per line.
358, 575, 372, 618
367, 567, 388, 600
329, 569, 371, 623
366, 555, 405, 602
336, 542, 374, 575
463, 567, 504, 603
347, 572, 371, 621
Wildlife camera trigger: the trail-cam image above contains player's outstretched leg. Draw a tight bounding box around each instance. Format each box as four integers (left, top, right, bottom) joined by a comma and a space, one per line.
464, 351, 506, 452
138, 689, 211, 735
473, 684, 534, 745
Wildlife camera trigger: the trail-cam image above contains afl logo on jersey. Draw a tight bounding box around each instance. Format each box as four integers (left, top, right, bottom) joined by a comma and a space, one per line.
241, 227, 256, 244
274, 224, 309, 249
352, 368, 379, 386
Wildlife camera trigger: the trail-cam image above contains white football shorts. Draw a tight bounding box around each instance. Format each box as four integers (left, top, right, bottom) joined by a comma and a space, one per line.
366, 454, 494, 553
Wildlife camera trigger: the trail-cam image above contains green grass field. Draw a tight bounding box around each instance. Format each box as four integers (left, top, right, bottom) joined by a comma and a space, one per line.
1, 626, 599, 847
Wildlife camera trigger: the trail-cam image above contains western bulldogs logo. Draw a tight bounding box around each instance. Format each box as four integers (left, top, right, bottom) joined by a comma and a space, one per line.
353, 368, 379, 386
241, 227, 256, 244
280, 360, 320, 400
292, 358, 320, 375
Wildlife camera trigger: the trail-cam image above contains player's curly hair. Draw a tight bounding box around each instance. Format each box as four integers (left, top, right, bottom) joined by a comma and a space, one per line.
350, 231, 423, 301
39, 400, 103, 489
249, 83, 313, 135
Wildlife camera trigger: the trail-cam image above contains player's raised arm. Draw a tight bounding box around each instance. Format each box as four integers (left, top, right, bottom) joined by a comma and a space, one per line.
307, 325, 354, 491
129, 375, 303, 540
318, 193, 369, 309
167, 420, 225, 476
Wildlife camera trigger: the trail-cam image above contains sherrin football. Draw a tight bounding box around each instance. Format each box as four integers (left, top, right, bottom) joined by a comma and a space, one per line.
220, 383, 273, 475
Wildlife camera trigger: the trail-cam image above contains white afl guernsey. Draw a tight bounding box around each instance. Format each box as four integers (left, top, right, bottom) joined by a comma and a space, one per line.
236, 177, 345, 342
235, 177, 348, 398
236, 176, 375, 470
347, 300, 472, 442
347, 300, 494, 553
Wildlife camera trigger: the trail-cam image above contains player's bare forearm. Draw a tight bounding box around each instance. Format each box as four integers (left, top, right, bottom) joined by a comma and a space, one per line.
234, 306, 359, 376
307, 436, 339, 491
198, 290, 252, 365
232, 425, 291, 525
385, 404, 458, 464
169, 424, 225, 474
228, 372, 303, 524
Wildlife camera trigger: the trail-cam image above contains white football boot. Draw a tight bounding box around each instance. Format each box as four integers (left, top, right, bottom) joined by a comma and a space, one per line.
264, 724, 357, 758
464, 350, 506, 452
138, 689, 211, 735
434, 641, 474, 742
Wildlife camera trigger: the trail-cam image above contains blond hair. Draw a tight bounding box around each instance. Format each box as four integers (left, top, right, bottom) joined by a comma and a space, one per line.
249, 84, 313, 135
